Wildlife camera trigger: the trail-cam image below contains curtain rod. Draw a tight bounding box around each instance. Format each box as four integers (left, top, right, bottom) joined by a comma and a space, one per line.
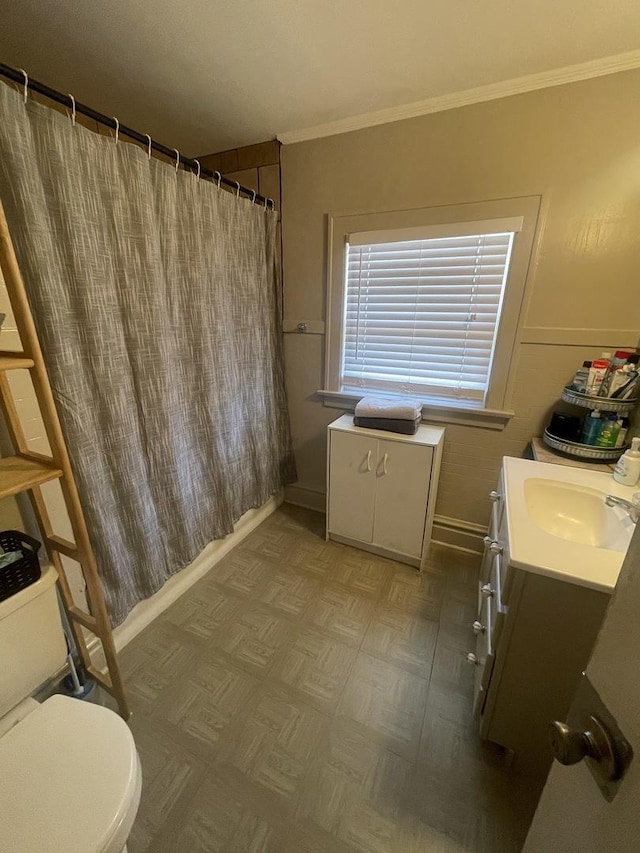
0, 63, 274, 209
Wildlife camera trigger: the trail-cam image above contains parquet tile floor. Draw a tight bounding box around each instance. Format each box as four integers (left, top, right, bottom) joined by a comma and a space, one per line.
122, 505, 540, 853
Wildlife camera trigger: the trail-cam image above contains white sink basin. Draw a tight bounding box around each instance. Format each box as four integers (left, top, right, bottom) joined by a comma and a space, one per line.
523, 478, 630, 552
503, 457, 637, 592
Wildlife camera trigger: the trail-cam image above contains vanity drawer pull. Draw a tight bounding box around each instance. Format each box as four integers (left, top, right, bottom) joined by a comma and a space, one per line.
472, 620, 486, 635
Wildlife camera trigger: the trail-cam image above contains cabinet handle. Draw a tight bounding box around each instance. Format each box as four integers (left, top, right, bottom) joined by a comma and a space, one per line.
466, 653, 479, 665
483, 535, 493, 549
489, 490, 501, 503
382, 452, 388, 475
480, 583, 495, 598
472, 620, 486, 635
365, 450, 372, 472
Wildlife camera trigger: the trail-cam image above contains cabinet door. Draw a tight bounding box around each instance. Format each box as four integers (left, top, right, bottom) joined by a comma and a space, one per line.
372, 439, 432, 558
328, 430, 378, 543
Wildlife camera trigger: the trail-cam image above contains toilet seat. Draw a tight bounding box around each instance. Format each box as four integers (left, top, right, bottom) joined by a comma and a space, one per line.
0, 694, 141, 853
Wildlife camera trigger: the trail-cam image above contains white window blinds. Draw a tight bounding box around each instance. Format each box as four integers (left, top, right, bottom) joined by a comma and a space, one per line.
341, 223, 518, 403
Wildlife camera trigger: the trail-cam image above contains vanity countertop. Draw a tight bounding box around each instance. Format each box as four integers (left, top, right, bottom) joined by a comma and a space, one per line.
530, 437, 615, 473
503, 456, 637, 593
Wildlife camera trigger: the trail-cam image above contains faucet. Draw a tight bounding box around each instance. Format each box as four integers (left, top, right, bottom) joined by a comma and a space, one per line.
605, 495, 640, 524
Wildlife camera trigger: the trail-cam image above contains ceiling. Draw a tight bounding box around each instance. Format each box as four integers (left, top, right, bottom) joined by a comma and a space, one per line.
2, 0, 640, 156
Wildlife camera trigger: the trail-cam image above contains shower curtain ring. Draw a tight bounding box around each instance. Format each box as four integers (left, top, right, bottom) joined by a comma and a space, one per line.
193, 159, 201, 179
112, 117, 119, 144
18, 69, 28, 104
214, 171, 221, 190
145, 134, 152, 159
250, 190, 257, 203
265, 198, 274, 211
235, 182, 241, 199
67, 94, 76, 126
173, 149, 180, 172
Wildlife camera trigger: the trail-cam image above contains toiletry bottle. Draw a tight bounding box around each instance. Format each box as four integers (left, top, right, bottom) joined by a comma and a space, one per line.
570, 361, 591, 394
596, 413, 620, 448
581, 409, 602, 445
587, 359, 610, 396
609, 364, 633, 396
615, 417, 630, 448
601, 350, 633, 397
613, 437, 640, 486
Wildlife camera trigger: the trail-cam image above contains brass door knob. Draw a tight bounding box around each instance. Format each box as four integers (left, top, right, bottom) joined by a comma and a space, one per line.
549, 716, 618, 780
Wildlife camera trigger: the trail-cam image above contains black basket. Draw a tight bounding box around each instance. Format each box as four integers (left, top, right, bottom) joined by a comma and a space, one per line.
0, 530, 42, 603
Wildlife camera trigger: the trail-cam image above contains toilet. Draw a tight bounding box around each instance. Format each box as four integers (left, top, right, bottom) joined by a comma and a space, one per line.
0, 564, 141, 852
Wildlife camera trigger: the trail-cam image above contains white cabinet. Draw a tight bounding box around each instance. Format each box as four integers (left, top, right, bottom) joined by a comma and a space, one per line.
326, 415, 444, 568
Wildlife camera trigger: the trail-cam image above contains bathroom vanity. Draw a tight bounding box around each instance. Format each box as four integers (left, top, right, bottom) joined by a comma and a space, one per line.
473, 457, 636, 778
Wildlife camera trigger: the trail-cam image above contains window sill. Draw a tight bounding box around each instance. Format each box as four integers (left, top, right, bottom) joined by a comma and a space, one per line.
316, 389, 514, 431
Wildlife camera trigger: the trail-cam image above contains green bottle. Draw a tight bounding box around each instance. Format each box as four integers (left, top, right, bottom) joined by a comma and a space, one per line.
596, 412, 620, 448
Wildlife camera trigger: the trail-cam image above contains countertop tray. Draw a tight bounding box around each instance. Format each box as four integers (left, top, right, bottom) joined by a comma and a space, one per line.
543, 429, 627, 461
561, 387, 638, 415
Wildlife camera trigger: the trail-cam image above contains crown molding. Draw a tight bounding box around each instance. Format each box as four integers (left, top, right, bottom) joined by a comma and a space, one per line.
277, 49, 640, 145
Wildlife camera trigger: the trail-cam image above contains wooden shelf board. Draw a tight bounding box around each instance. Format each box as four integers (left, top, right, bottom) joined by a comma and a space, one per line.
0, 455, 62, 498
0, 354, 35, 370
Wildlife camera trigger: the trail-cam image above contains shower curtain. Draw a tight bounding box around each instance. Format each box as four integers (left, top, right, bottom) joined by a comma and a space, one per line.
0, 83, 296, 625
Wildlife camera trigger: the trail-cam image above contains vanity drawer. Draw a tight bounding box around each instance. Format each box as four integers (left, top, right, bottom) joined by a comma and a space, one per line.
472, 566, 506, 716
479, 544, 509, 613
473, 603, 493, 716
488, 476, 505, 537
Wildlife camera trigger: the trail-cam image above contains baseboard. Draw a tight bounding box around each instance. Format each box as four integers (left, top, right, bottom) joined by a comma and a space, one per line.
432, 514, 486, 554
284, 483, 326, 513
88, 492, 283, 665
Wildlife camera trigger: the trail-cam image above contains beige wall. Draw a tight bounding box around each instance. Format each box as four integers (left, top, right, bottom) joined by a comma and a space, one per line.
280, 69, 640, 538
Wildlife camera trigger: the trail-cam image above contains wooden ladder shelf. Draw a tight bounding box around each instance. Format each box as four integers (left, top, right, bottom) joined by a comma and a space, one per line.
0, 202, 129, 718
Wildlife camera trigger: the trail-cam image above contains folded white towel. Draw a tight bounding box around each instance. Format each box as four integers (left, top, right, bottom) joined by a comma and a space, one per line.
355, 396, 423, 421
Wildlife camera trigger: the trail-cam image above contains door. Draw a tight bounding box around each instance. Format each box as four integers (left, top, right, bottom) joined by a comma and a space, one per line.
328, 430, 377, 543
524, 523, 640, 852
372, 438, 432, 558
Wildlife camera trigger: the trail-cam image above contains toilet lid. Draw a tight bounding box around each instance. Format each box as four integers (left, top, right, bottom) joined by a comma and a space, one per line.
0, 694, 140, 853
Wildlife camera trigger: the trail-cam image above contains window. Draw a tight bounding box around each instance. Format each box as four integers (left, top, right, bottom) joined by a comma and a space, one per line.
325, 198, 540, 421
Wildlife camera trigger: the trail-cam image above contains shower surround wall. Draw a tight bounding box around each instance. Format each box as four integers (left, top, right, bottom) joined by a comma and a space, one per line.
198, 140, 281, 211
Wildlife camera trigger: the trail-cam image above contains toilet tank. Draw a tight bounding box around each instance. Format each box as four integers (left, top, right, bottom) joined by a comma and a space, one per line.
0, 565, 67, 717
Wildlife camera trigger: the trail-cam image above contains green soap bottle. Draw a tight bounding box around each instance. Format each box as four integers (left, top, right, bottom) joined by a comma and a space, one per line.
596, 412, 620, 447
